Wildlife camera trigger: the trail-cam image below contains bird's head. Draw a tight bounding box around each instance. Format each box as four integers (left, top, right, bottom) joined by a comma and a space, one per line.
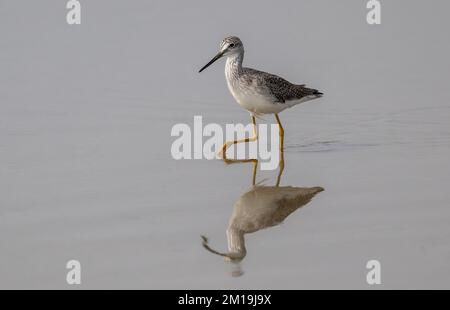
199, 36, 243, 73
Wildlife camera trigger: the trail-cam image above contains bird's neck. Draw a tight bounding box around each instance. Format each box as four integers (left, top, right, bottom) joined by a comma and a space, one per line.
226, 227, 246, 259
225, 52, 244, 80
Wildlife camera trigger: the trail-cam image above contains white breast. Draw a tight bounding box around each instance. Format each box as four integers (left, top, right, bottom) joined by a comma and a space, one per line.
226, 77, 286, 115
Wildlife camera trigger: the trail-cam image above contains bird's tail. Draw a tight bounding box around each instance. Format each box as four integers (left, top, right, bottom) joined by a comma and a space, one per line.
290, 85, 323, 105
307, 87, 323, 98
294, 84, 323, 99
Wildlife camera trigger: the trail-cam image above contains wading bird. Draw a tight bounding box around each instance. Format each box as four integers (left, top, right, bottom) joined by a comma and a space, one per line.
199, 36, 323, 169
201, 159, 324, 277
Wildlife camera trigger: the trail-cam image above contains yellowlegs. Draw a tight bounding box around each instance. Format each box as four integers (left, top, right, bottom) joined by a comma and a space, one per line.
199, 36, 323, 166
201, 186, 323, 257
201, 159, 324, 276
201, 160, 324, 276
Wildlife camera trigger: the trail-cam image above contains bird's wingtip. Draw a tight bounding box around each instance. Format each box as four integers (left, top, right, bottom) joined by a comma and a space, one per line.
314, 90, 324, 96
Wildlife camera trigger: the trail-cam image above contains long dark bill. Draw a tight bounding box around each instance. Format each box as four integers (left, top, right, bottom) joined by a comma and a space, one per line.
198, 51, 224, 73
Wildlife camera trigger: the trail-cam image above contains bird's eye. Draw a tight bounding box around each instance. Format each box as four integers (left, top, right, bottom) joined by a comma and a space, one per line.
229, 43, 235, 48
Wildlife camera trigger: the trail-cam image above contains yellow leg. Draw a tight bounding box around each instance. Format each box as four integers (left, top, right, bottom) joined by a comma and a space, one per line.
251, 159, 258, 186
275, 114, 285, 187
219, 158, 258, 185
219, 116, 257, 160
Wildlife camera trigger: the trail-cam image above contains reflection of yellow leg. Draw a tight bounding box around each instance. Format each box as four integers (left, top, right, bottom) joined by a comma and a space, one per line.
219, 116, 257, 160
251, 159, 257, 186
275, 114, 285, 187
221, 158, 258, 185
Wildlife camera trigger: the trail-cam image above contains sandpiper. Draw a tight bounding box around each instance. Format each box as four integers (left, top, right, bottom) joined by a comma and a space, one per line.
199, 36, 323, 168
200, 159, 324, 277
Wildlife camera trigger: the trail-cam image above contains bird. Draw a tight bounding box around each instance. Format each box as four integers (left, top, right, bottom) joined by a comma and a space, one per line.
199, 36, 323, 165
201, 157, 324, 277
201, 184, 324, 276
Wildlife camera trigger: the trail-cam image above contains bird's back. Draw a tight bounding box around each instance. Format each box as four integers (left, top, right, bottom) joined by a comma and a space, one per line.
229, 185, 324, 233
241, 67, 323, 104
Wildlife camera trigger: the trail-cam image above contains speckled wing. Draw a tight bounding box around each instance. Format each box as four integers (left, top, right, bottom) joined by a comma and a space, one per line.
243, 68, 323, 103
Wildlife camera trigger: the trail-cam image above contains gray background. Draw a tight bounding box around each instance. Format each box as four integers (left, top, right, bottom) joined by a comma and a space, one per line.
1, 0, 450, 289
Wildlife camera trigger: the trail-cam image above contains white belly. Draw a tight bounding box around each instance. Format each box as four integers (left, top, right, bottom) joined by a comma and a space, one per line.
226, 79, 286, 115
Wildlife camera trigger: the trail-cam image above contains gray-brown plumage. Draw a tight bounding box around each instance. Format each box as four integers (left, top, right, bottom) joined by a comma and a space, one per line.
200, 36, 323, 115
201, 185, 324, 264
241, 67, 323, 103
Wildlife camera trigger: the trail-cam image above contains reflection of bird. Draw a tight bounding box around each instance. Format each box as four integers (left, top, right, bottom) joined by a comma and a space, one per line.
199, 36, 323, 162
202, 185, 324, 276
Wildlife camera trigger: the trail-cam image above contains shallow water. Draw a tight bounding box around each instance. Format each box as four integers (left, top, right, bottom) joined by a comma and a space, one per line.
1, 0, 450, 289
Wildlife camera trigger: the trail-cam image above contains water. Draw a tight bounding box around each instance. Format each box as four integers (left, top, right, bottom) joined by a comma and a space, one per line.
1, 0, 450, 289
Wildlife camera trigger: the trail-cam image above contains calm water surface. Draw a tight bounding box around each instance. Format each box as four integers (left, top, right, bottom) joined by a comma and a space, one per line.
1, 0, 450, 288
